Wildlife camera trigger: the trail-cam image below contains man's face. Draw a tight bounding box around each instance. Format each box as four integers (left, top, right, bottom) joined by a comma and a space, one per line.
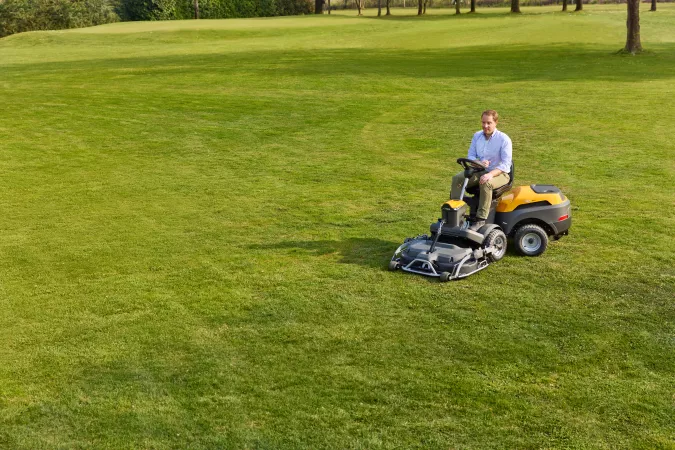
481, 114, 497, 137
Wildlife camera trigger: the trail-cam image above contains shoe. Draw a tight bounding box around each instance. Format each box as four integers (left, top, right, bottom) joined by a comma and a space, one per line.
469, 219, 486, 231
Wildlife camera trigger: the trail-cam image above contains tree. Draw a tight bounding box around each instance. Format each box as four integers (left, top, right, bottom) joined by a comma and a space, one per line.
510, 0, 520, 13
650, 0, 656, 12
355, 0, 363, 15
423, 0, 428, 14
455, 0, 460, 15
470, 0, 475, 13
386, 0, 391, 15
193, 0, 199, 18
574, 0, 582, 11
624, 0, 642, 53
561, 0, 567, 12
378, 0, 381, 16
315, 0, 323, 13
417, 0, 423, 15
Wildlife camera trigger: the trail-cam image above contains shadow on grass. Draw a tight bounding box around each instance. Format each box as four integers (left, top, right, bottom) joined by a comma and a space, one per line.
359, 6, 567, 21
3, 43, 675, 83
251, 237, 399, 270
251, 236, 524, 280
361, 12, 497, 21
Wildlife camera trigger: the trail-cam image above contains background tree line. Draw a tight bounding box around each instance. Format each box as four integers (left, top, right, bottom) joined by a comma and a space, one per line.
1, 0, 659, 52
0, 0, 313, 37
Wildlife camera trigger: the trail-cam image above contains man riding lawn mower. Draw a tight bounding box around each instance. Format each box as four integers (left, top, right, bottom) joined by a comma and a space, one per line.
388, 110, 572, 281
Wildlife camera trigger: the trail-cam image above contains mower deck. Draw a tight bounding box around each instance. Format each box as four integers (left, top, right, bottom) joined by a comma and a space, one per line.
390, 235, 496, 281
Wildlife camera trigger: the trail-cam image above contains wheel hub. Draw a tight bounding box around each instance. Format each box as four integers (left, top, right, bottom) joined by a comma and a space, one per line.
522, 233, 542, 252
494, 236, 506, 257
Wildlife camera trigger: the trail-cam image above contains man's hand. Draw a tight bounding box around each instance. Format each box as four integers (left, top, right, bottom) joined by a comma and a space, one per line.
480, 160, 490, 167
479, 172, 493, 185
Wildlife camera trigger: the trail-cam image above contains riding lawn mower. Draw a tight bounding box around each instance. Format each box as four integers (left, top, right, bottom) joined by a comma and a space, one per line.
389, 158, 572, 282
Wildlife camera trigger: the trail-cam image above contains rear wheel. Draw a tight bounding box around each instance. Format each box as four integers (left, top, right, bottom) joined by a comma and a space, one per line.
440, 272, 452, 282
388, 260, 399, 271
483, 229, 507, 262
514, 224, 548, 256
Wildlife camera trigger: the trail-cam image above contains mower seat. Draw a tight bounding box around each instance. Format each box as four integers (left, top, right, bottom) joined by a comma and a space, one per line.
466, 161, 514, 199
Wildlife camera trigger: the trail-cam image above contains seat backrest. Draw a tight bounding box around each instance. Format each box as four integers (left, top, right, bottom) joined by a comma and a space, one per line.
492, 161, 515, 198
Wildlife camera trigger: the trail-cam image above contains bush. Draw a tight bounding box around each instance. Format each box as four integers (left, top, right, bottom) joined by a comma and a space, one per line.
115, 0, 311, 20
0, 0, 119, 37
114, 0, 155, 19
149, 0, 193, 19
277, 0, 312, 15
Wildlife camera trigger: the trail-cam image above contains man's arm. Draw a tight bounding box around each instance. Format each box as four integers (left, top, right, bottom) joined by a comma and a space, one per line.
496, 135, 512, 173
467, 134, 478, 161
468, 134, 490, 166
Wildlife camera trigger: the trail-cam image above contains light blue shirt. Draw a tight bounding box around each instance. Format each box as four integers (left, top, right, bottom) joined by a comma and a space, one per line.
467, 129, 512, 173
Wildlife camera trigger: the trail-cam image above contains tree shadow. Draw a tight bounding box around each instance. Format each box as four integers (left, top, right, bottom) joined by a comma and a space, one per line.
362, 11, 506, 21
250, 237, 400, 270
3, 43, 675, 83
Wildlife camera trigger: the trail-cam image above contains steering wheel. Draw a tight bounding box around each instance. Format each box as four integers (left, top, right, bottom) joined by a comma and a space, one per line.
456, 158, 487, 172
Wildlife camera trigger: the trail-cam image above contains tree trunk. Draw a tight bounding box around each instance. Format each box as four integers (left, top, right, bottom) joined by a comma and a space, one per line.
561, 0, 566, 11
378, 0, 382, 16
327, 0, 331, 14
650, 0, 656, 11
574, 0, 582, 11
315, 0, 323, 13
417, 0, 423, 15
624, 0, 642, 53
355, 0, 362, 15
423, 0, 427, 14
470, 0, 475, 13
455, 0, 460, 14
386, 0, 391, 14
511, 0, 520, 13
193, 0, 199, 19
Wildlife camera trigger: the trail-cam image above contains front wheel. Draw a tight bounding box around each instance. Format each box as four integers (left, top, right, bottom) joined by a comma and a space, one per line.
513, 224, 549, 256
440, 272, 452, 282
388, 260, 400, 271
483, 229, 507, 262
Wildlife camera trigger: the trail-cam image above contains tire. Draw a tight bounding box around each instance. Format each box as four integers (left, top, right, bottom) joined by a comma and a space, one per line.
440, 272, 452, 282
388, 260, 400, 271
513, 224, 549, 257
483, 229, 507, 262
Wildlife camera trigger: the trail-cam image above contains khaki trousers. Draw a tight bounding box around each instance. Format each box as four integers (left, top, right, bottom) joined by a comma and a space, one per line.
450, 171, 510, 220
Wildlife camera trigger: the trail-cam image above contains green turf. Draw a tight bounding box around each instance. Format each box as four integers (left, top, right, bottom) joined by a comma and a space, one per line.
1, 5, 674, 448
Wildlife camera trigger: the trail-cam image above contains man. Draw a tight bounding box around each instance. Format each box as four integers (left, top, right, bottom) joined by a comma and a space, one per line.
450, 110, 512, 231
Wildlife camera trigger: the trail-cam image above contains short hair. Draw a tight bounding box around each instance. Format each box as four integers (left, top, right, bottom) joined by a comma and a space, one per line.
482, 110, 499, 122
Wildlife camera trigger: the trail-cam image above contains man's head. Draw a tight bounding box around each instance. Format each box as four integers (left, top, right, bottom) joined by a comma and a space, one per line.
481, 110, 499, 137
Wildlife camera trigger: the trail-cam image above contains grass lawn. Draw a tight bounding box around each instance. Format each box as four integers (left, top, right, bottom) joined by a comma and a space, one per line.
0, 4, 674, 448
